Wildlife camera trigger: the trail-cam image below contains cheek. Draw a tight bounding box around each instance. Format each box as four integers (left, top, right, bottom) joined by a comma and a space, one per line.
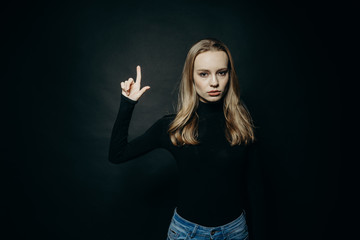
222, 76, 229, 88
194, 78, 205, 92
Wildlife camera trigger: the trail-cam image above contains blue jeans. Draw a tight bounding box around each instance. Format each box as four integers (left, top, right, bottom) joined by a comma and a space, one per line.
167, 207, 249, 240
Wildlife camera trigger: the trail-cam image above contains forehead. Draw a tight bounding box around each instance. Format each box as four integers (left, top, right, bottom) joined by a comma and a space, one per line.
194, 51, 228, 70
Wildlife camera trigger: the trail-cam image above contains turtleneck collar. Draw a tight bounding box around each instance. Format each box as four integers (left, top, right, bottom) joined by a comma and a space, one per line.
196, 98, 224, 117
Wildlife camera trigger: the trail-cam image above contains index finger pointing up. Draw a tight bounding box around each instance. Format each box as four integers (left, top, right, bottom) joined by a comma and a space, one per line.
136, 65, 141, 84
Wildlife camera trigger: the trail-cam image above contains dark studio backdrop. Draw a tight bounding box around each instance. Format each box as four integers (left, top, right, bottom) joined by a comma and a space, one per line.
4, 0, 343, 240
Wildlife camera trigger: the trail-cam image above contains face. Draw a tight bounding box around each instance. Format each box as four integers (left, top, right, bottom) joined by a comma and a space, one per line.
193, 51, 229, 103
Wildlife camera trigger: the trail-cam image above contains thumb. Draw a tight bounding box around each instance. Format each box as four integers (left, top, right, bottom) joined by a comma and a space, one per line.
138, 86, 150, 97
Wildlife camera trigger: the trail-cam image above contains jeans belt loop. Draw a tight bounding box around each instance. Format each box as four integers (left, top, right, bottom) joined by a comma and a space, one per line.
190, 224, 198, 238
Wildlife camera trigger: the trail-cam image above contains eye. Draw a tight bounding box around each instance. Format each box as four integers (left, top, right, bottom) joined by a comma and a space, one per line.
199, 72, 208, 77
218, 70, 228, 76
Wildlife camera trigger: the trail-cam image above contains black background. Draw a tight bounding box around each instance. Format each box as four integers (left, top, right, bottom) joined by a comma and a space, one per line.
4, 0, 345, 239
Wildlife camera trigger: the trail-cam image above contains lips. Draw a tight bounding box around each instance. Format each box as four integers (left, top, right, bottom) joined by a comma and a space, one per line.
208, 90, 221, 96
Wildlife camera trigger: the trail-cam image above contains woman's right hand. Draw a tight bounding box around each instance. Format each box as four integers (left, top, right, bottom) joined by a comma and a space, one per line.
120, 65, 150, 101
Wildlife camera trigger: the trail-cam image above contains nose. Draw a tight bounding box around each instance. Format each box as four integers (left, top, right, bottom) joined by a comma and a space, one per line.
210, 74, 219, 87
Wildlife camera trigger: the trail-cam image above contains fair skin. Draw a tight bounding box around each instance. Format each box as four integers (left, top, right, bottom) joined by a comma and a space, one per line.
121, 51, 229, 102
120, 65, 150, 101
193, 50, 229, 103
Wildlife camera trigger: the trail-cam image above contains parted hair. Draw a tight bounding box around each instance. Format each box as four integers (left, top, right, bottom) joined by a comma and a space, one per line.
168, 38, 255, 146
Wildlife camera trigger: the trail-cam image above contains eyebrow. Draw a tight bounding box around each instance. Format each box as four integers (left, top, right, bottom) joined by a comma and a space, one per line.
196, 68, 228, 72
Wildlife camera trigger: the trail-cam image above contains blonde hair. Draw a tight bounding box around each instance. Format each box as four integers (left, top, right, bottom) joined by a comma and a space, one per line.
168, 38, 255, 146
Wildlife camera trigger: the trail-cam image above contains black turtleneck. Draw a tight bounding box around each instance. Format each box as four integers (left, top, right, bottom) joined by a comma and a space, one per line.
109, 94, 254, 227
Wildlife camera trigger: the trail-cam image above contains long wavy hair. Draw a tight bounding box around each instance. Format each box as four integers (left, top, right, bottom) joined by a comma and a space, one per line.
168, 38, 255, 146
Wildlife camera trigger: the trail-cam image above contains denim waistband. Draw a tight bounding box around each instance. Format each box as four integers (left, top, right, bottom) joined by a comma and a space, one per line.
171, 207, 247, 238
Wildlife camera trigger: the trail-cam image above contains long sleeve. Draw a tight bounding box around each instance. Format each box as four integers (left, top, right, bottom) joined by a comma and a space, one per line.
108, 94, 167, 164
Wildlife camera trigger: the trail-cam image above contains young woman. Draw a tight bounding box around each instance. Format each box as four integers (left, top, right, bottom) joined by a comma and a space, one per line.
109, 38, 257, 240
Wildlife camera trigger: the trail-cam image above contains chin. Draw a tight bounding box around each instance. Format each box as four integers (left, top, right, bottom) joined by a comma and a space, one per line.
200, 96, 223, 103
208, 98, 221, 102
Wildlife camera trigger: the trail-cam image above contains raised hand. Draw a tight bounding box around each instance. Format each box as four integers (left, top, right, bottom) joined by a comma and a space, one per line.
120, 65, 150, 101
